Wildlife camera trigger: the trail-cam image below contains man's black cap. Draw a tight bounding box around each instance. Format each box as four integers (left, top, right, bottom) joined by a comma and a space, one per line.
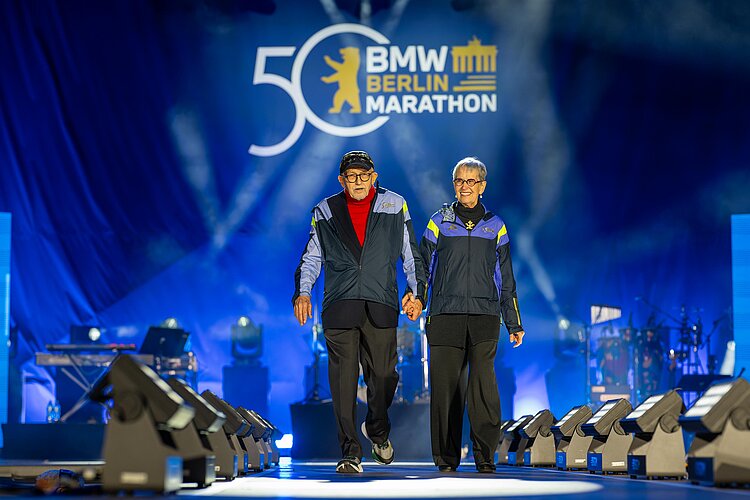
339, 151, 374, 174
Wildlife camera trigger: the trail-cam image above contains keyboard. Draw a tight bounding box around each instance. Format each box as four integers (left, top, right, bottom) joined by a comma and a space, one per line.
44, 343, 138, 352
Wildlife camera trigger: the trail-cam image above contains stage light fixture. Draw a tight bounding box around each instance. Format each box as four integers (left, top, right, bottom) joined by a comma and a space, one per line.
88, 355, 194, 493
552, 405, 593, 470
248, 409, 282, 464
201, 390, 251, 475
166, 377, 226, 486
582, 399, 630, 437
88, 327, 101, 342
681, 378, 749, 432
181, 392, 235, 479
620, 390, 686, 479
581, 399, 633, 474
162, 317, 180, 329
679, 378, 750, 486
519, 409, 557, 466
621, 390, 684, 434
495, 420, 515, 465
237, 407, 272, 469
503, 414, 535, 465
168, 380, 225, 434
248, 410, 284, 465
201, 393, 264, 472
176, 386, 233, 480
558, 317, 571, 331
230, 406, 264, 472
231, 316, 263, 364
70, 325, 104, 344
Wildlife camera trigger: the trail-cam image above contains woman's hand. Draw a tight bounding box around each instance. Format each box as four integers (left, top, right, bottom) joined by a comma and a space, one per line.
510, 330, 525, 348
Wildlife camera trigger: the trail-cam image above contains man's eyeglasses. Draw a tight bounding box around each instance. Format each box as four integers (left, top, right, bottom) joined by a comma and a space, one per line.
342, 171, 374, 183
453, 178, 484, 187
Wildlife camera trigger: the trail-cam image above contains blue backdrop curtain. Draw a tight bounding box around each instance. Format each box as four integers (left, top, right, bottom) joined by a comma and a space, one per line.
2, 0, 750, 429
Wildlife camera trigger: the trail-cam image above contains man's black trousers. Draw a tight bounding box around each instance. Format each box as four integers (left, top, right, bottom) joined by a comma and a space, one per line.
324, 315, 398, 459
429, 339, 501, 469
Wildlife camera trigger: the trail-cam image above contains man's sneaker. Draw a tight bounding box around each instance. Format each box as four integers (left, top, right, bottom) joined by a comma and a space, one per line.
361, 422, 395, 465
336, 456, 363, 473
477, 462, 495, 473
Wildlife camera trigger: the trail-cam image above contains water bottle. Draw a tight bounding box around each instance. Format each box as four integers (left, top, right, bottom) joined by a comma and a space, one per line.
53, 400, 61, 422
46, 401, 54, 423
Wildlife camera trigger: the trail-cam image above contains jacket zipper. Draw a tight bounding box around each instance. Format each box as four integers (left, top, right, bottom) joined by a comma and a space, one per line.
466, 220, 472, 309
358, 189, 378, 295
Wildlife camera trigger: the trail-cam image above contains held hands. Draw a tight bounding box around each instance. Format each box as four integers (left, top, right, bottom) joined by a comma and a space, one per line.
401, 292, 423, 321
510, 330, 525, 348
294, 295, 313, 326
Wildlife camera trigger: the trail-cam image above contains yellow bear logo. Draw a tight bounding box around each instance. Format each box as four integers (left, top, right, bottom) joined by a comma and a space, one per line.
321, 47, 361, 114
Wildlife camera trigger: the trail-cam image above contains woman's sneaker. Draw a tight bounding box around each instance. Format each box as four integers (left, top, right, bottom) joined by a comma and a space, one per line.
361, 422, 395, 465
336, 456, 363, 473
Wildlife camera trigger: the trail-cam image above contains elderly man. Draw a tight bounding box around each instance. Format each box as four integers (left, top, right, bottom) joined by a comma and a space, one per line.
293, 150, 426, 473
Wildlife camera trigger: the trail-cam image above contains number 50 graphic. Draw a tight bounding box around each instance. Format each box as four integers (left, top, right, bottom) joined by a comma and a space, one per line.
249, 24, 391, 157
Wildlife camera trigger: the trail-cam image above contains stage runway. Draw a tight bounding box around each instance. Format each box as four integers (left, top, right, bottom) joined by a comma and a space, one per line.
180, 459, 750, 499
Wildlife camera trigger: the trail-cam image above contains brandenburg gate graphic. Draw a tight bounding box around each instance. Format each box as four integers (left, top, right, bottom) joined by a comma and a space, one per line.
451, 36, 498, 92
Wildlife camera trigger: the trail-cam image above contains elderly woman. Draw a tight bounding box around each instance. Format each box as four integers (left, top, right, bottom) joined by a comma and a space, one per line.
416, 157, 525, 473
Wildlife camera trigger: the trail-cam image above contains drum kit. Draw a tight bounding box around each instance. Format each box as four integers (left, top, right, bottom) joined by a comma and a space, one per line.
591, 299, 725, 402
592, 325, 667, 398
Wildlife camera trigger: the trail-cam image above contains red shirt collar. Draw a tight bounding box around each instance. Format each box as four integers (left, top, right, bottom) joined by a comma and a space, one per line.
344, 186, 376, 205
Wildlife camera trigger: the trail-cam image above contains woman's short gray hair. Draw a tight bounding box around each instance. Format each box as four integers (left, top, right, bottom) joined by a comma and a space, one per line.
452, 157, 487, 181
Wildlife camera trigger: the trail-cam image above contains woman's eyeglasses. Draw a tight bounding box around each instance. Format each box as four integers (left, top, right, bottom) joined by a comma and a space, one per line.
453, 178, 484, 187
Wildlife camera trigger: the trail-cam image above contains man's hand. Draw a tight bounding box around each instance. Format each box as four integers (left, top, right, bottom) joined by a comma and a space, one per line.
294, 295, 313, 326
510, 330, 525, 348
402, 293, 423, 321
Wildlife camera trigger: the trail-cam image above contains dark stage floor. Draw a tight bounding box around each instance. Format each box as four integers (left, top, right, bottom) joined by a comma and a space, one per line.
2, 458, 749, 498
176, 458, 750, 499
